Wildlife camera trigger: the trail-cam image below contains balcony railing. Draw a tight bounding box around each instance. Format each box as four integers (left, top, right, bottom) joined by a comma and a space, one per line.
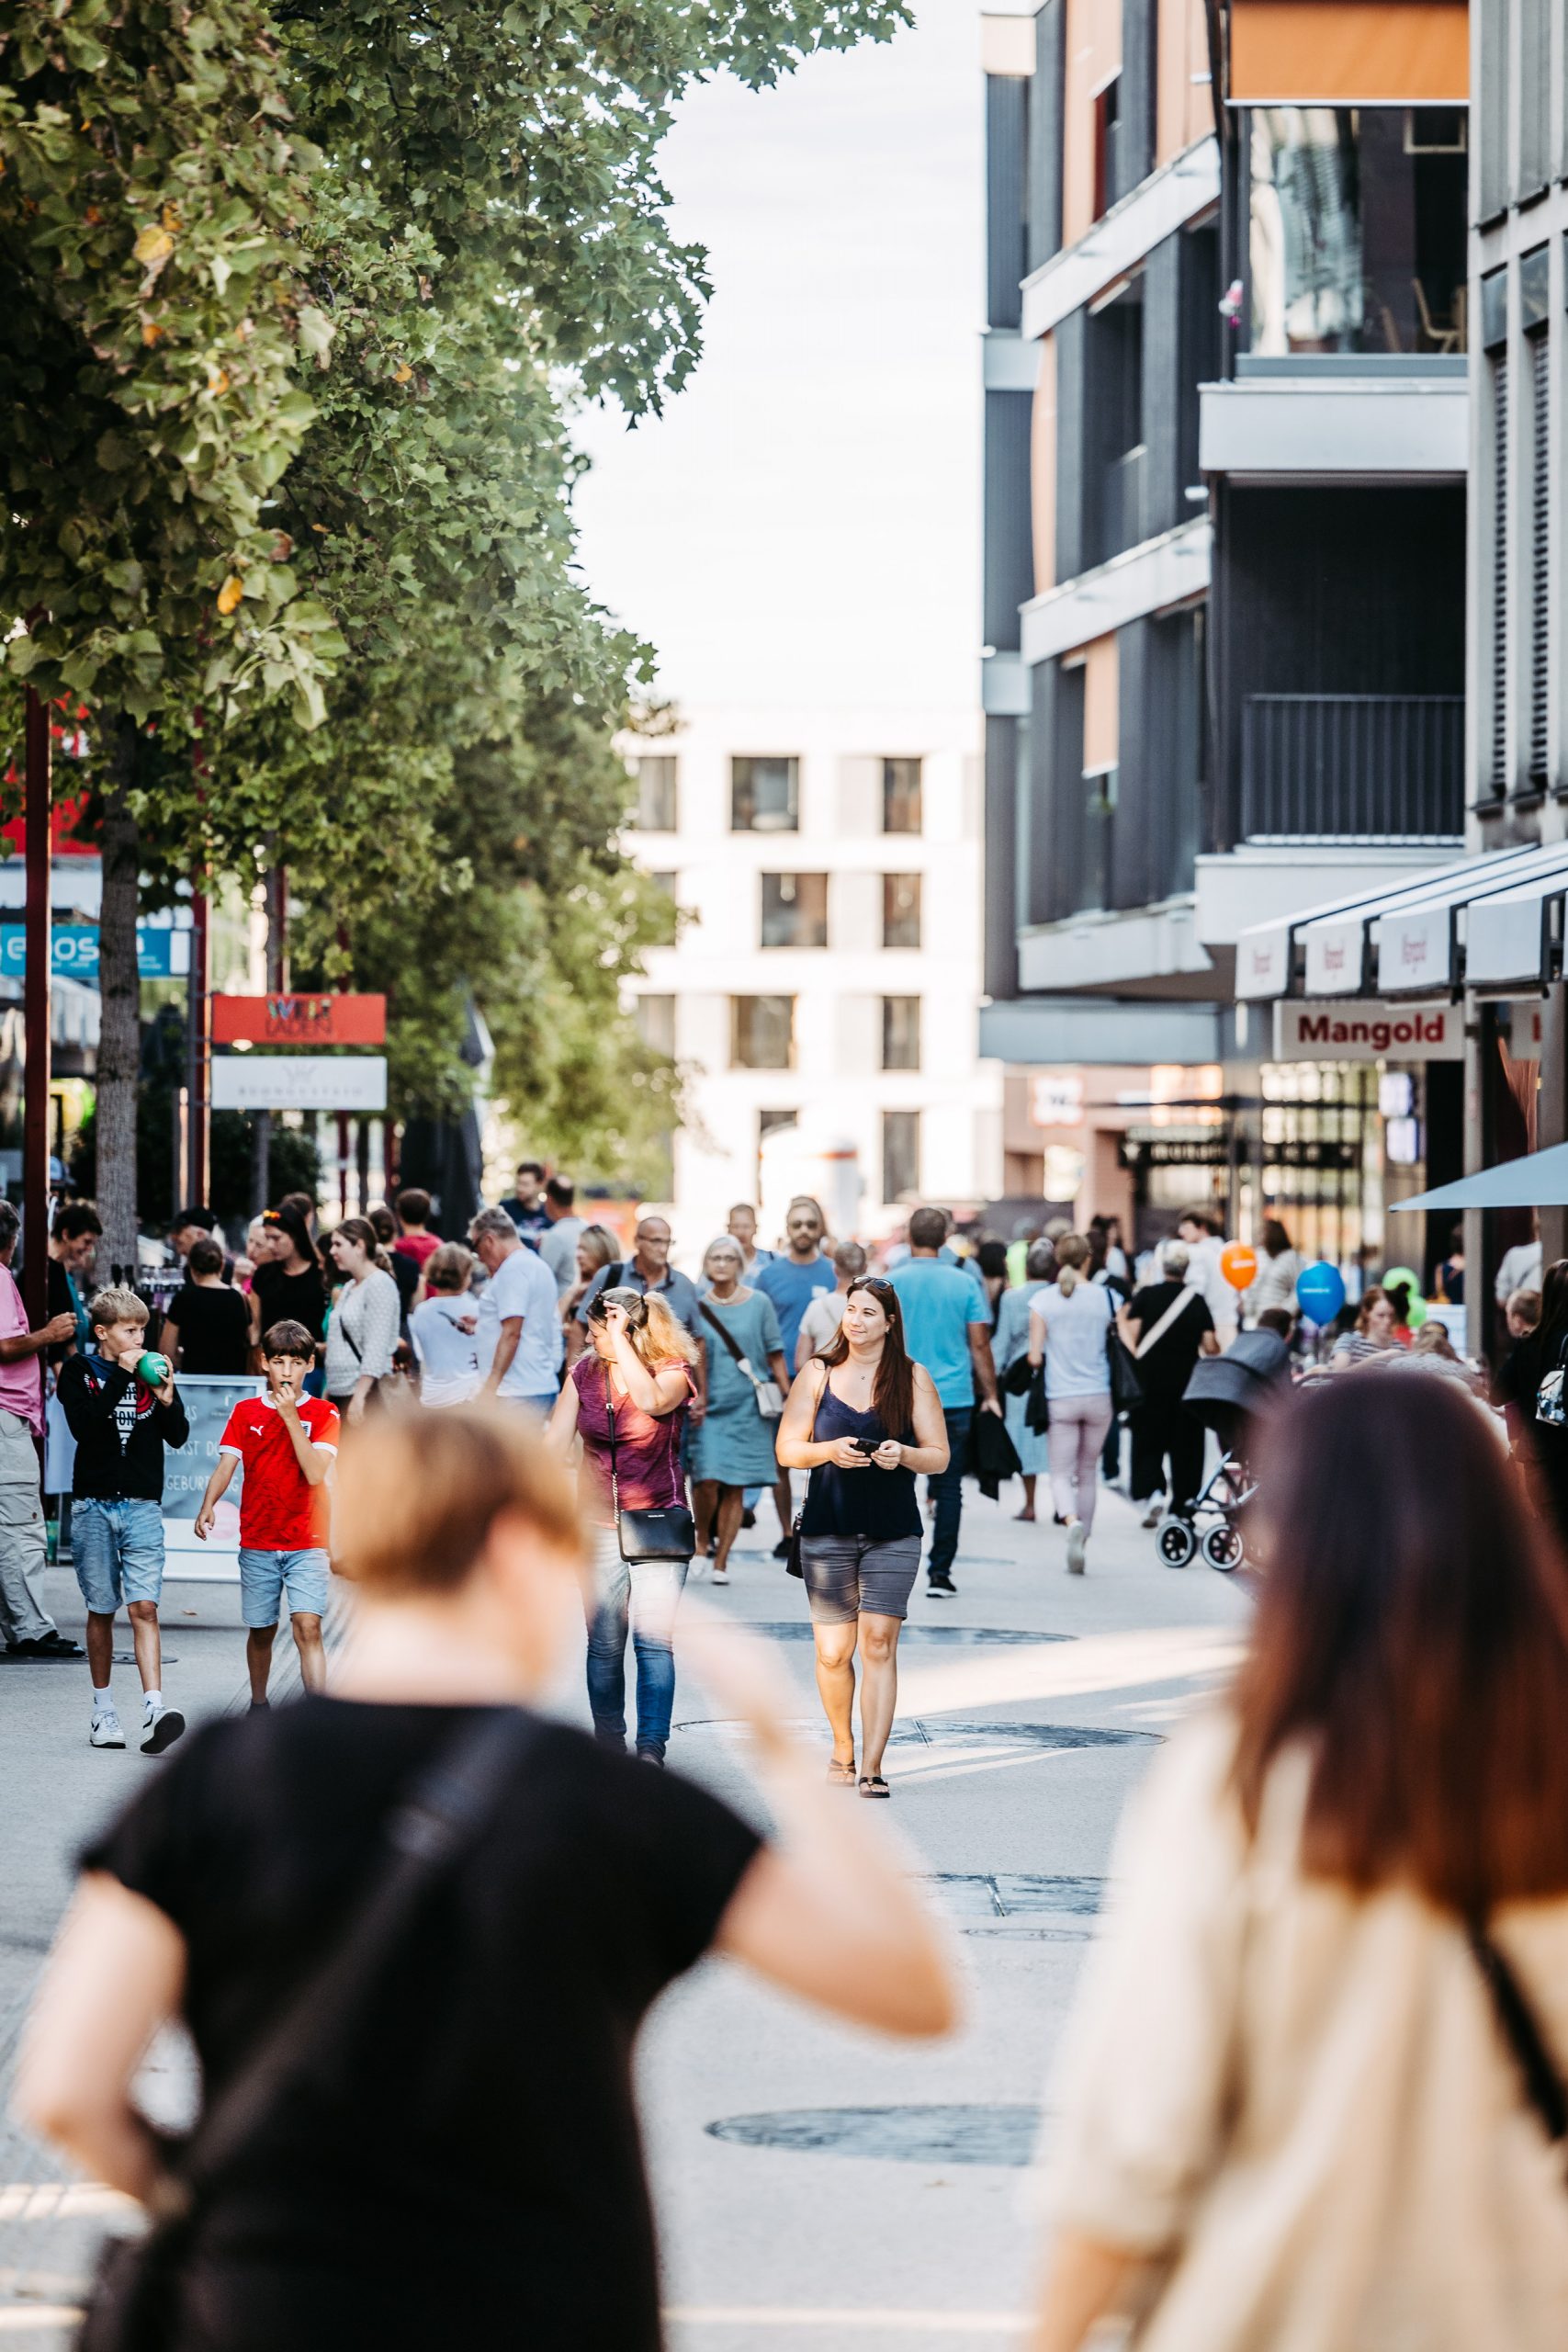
1239, 694, 1464, 844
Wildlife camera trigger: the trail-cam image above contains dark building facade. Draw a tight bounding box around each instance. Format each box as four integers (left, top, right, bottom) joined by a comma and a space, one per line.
982, 0, 1472, 1266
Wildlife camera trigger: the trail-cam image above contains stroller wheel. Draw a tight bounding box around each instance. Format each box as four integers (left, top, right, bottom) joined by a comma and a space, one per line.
1156, 1515, 1198, 1569
1201, 1521, 1246, 1574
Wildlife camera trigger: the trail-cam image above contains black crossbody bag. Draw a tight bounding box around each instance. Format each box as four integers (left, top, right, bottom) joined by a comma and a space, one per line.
605, 1389, 695, 1566
78, 1710, 542, 2352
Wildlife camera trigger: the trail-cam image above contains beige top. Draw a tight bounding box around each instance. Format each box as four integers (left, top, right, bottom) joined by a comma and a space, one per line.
1038, 1709, 1568, 2351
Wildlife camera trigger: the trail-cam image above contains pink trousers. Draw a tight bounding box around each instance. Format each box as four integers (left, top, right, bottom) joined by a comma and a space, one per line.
1047, 1395, 1114, 1533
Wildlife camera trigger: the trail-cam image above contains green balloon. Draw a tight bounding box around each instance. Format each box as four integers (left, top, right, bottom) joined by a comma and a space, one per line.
1381, 1267, 1426, 1328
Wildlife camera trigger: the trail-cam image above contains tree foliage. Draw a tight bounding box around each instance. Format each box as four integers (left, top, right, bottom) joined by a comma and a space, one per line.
0, 0, 910, 1217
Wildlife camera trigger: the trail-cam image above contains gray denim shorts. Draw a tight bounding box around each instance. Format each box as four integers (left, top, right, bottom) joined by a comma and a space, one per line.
799, 1533, 922, 1624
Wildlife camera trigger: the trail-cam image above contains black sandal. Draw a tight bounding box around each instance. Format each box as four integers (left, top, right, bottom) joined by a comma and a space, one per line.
858, 1775, 890, 1799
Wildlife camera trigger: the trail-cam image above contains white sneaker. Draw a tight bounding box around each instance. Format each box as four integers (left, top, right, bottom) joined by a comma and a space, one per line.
1066, 1521, 1088, 1576
1141, 1499, 1165, 1529
141, 1702, 186, 1756
90, 1710, 126, 1749
709, 1564, 729, 1586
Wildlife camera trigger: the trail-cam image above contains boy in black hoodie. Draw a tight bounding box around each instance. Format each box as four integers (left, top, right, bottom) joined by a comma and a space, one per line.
57, 1284, 189, 1754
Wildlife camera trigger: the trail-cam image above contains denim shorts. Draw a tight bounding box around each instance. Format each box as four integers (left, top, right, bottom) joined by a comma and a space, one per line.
237, 1547, 330, 1629
73, 1498, 166, 1614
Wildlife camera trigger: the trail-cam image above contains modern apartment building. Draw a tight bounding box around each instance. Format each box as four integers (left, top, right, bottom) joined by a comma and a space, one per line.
621, 708, 1001, 1249
982, 0, 1472, 1265
1227, 0, 1568, 1335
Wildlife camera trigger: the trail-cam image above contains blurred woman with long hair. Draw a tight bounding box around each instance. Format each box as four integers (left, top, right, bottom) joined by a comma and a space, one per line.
20, 1403, 955, 2352
1032, 1372, 1568, 2350
547, 1284, 699, 1764
248, 1203, 328, 1382
775, 1276, 948, 1797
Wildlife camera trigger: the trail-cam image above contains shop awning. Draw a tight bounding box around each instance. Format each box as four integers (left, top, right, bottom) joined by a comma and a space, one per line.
1235, 840, 1568, 1003
1392, 1143, 1568, 1212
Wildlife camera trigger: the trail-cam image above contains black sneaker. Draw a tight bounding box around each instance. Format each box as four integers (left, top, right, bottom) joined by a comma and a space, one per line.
6, 1631, 84, 1659
926, 1571, 957, 1598
740, 1508, 757, 1530
772, 1536, 793, 1560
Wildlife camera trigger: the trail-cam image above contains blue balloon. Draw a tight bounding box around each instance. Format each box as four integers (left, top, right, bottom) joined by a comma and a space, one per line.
1296, 1261, 1346, 1325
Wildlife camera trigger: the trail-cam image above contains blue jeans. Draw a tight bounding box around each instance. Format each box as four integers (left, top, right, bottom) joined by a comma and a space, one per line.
926, 1407, 972, 1577
585, 1529, 689, 1760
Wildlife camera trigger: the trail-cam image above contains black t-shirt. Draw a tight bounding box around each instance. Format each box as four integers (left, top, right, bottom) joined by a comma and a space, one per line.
252, 1259, 328, 1347
387, 1246, 419, 1327
82, 1701, 761, 2352
1124, 1281, 1213, 1400
164, 1280, 252, 1376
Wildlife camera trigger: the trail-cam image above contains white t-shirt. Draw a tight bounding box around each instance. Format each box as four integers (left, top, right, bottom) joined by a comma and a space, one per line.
411, 1295, 481, 1408
476, 1244, 562, 1399
1033, 1278, 1112, 1399
1496, 1240, 1543, 1306
796, 1289, 847, 1361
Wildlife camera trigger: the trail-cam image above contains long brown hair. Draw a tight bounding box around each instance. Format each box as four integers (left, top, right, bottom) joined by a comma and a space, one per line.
1232, 1372, 1568, 1914
817, 1275, 916, 1438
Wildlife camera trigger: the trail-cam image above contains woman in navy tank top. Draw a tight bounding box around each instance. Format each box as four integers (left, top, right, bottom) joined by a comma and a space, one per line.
776, 1277, 949, 1796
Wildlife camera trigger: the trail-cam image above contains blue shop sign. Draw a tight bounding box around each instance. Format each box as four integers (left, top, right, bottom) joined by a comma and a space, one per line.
0, 923, 186, 981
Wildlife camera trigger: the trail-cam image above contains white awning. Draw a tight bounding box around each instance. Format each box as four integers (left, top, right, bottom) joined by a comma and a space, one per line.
1235, 841, 1567, 1003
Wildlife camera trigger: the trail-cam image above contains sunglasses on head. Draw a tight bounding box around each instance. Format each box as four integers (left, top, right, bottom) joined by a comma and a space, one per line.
589, 1285, 649, 1327
848, 1276, 896, 1298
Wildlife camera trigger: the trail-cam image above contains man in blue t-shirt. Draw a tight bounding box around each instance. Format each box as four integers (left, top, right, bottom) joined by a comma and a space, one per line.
888, 1204, 1002, 1596
755, 1198, 835, 1557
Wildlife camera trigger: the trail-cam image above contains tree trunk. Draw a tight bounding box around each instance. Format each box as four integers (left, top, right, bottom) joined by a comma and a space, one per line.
96, 721, 142, 1283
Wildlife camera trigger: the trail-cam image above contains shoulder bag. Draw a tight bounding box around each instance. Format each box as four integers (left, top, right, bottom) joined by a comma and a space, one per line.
78, 1709, 543, 2352
1468, 1917, 1568, 2184
784, 1363, 829, 1579
1536, 1334, 1568, 1428
699, 1298, 784, 1419
605, 1385, 695, 1565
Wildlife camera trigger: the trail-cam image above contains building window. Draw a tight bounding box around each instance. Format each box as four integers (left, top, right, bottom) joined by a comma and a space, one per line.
634, 995, 676, 1057
882, 1110, 920, 1204
732, 755, 800, 832
883, 873, 922, 949
633, 755, 678, 832
882, 996, 921, 1072
648, 871, 678, 899
760, 873, 829, 948
1247, 107, 1467, 357
1092, 75, 1120, 224
882, 757, 923, 833
732, 995, 795, 1069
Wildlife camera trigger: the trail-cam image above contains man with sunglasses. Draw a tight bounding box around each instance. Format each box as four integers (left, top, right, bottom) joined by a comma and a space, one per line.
888, 1205, 1002, 1596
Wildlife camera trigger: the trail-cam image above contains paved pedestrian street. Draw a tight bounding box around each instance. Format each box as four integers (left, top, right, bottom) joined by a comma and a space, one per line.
0, 1487, 1247, 2348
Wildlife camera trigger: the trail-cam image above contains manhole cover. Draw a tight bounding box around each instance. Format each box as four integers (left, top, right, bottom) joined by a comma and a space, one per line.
745, 1622, 1073, 1647
707, 2104, 1042, 2166
924, 1871, 1104, 1917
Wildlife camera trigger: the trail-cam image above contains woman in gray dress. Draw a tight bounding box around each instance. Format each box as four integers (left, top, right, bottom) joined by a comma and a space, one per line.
995, 1239, 1054, 1519
692, 1238, 790, 1585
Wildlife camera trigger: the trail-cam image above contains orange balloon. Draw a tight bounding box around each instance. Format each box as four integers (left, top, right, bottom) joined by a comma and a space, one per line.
1219, 1241, 1258, 1291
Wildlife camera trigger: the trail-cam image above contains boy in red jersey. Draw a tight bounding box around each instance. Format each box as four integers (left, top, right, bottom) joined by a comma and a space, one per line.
195, 1321, 339, 1707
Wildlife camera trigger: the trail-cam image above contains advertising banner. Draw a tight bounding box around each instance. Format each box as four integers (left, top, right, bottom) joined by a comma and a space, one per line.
210, 992, 387, 1046
1272, 1000, 1463, 1063
210, 1054, 388, 1113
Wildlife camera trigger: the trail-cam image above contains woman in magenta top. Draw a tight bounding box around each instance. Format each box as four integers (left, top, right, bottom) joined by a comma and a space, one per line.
547, 1287, 699, 1763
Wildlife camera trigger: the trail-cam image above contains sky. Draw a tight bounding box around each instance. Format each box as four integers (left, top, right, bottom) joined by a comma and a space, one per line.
570, 0, 987, 716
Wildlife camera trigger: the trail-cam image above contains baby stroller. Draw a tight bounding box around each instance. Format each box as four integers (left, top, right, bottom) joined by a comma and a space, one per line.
1155, 1329, 1292, 1573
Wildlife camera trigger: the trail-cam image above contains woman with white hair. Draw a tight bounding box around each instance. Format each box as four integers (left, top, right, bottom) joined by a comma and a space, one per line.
691, 1238, 789, 1586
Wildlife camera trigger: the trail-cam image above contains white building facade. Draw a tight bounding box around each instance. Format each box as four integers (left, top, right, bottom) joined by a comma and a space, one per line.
622, 706, 1002, 1249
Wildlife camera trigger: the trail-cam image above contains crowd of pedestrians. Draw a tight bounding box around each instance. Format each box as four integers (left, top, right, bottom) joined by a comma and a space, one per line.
9, 1163, 1568, 2352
